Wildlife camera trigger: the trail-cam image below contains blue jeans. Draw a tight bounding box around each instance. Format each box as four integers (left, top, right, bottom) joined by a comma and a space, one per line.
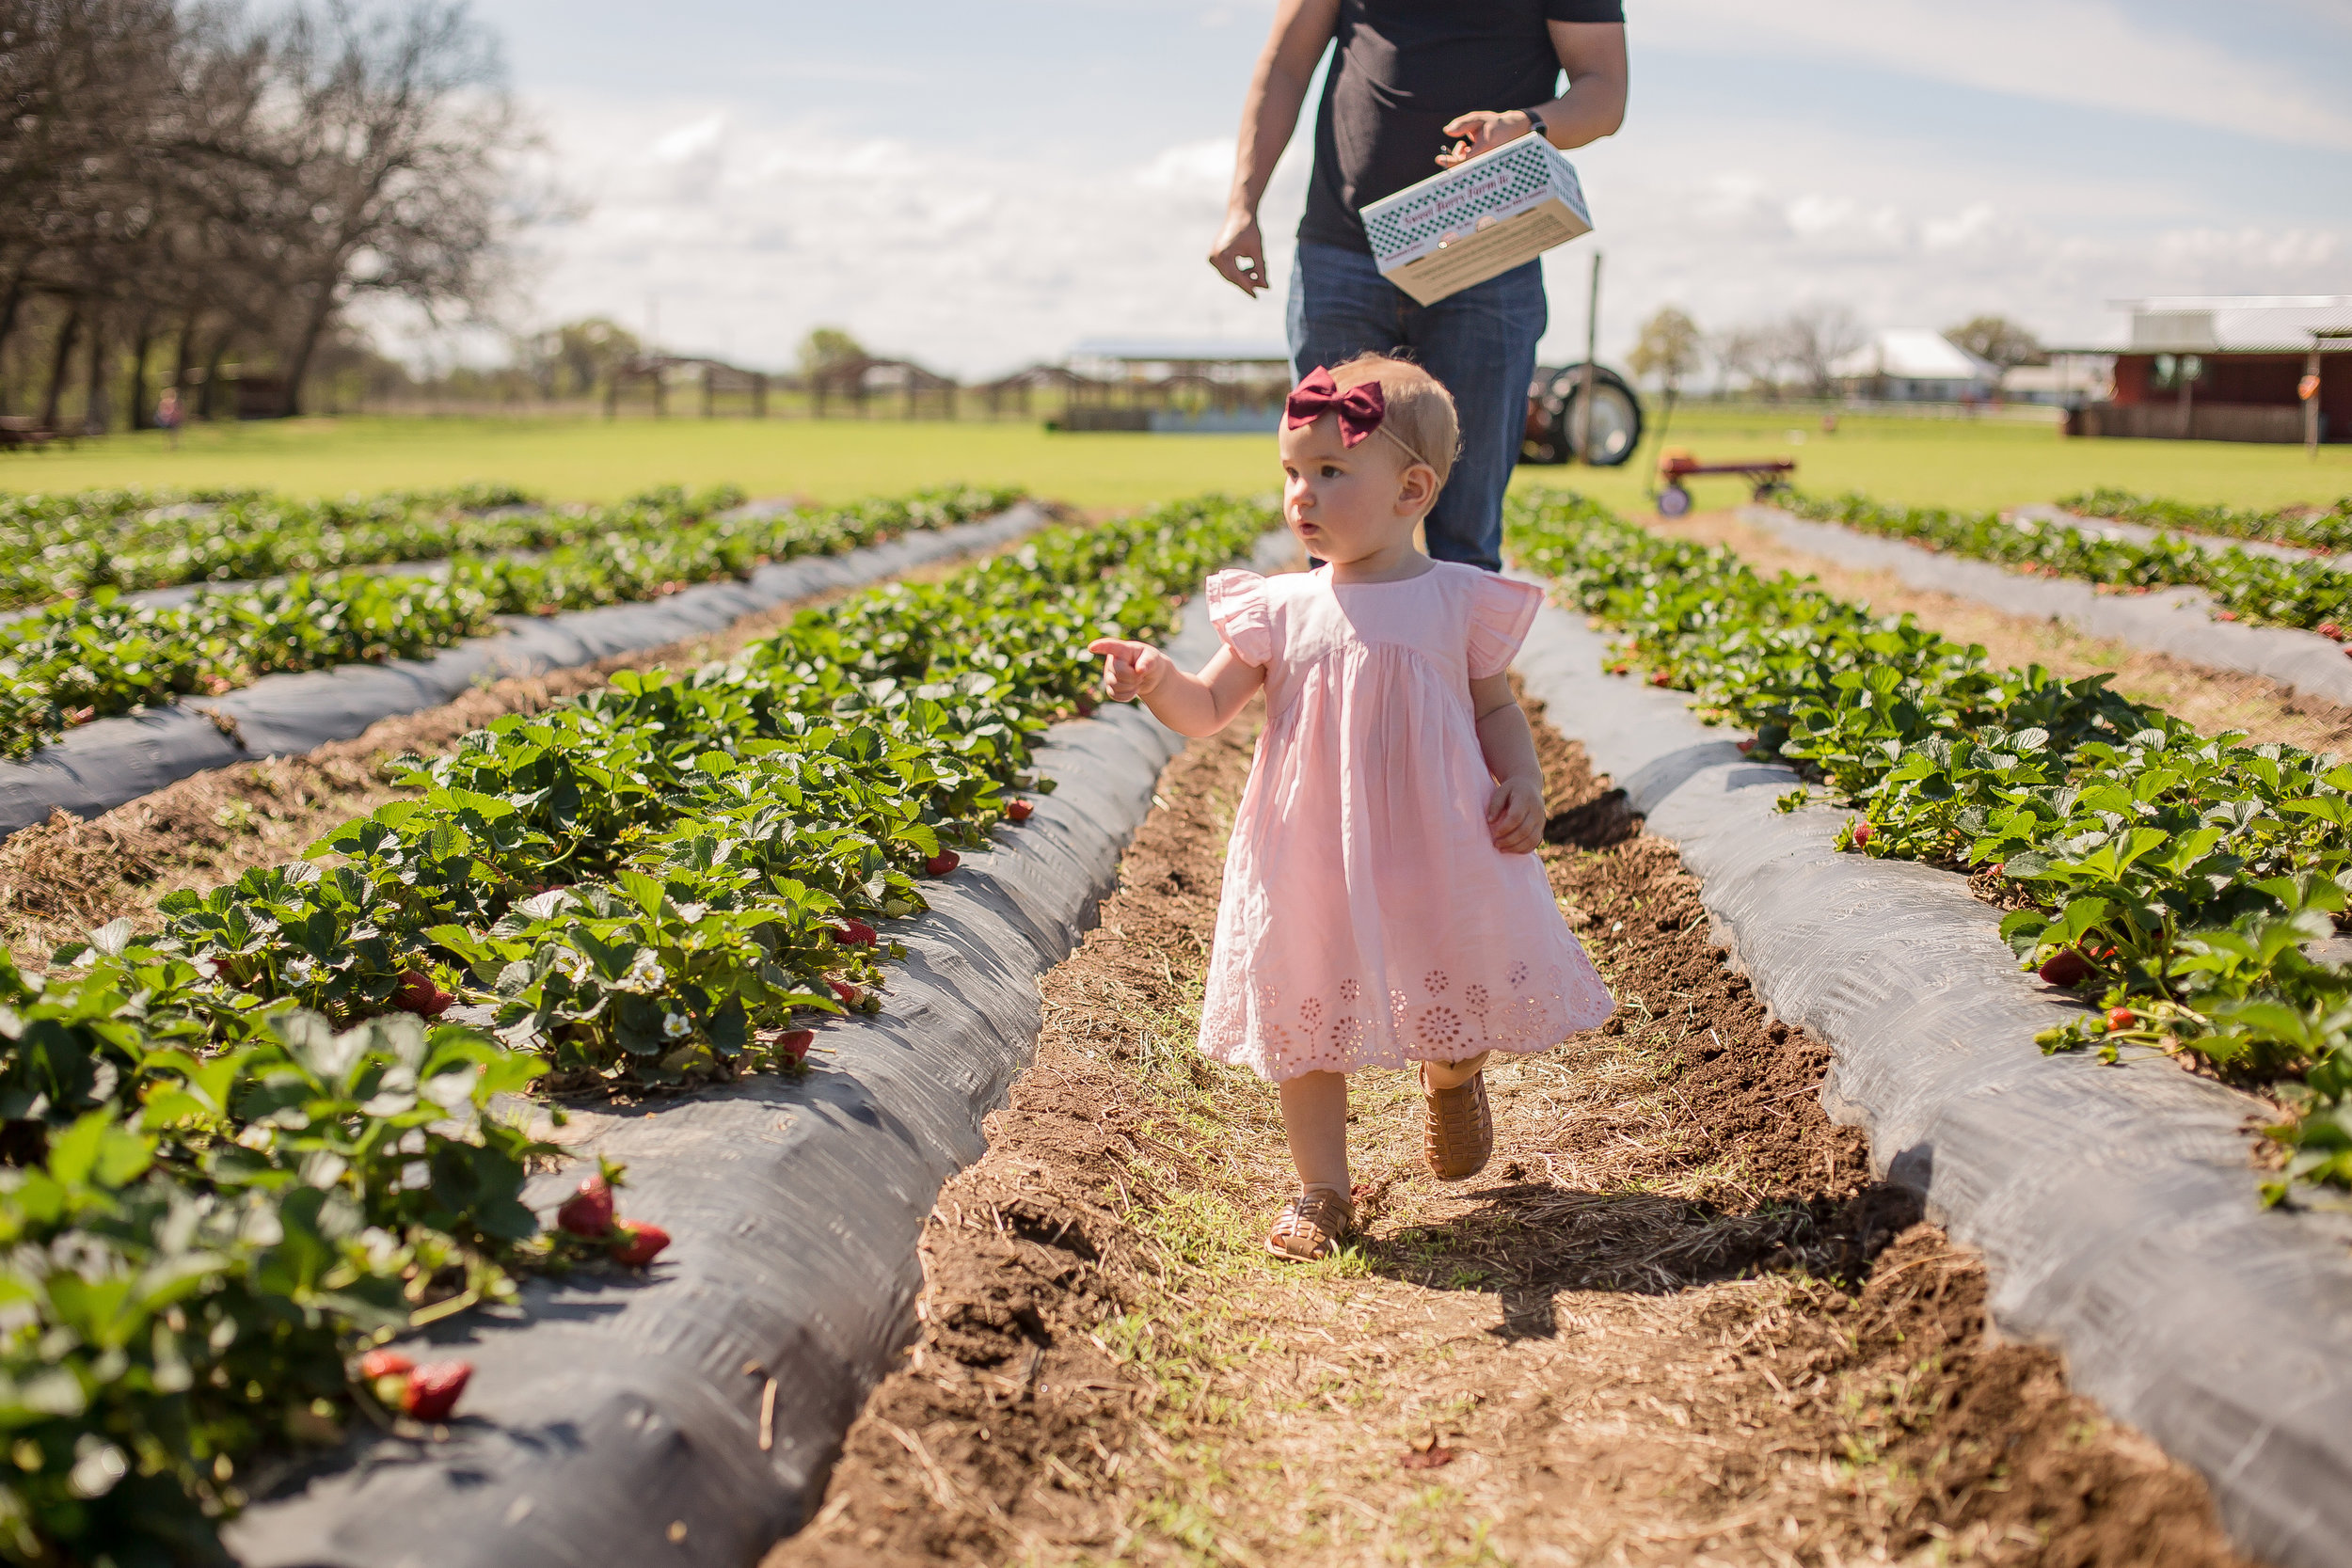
1286, 241, 1547, 571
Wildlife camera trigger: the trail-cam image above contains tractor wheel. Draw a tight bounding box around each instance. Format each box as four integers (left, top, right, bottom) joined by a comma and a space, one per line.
1522, 363, 1645, 467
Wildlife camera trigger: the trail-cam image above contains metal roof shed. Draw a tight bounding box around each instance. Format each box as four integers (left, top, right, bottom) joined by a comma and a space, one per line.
1831, 329, 1999, 402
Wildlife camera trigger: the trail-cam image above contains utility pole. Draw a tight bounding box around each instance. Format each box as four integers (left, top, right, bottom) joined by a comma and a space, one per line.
2310, 330, 2347, 459
2308, 343, 2324, 460
1577, 252, 1602, 465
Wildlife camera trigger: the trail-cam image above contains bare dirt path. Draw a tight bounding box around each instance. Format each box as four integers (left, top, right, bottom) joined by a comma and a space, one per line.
763, 697, 2249, 1568
1660, 509, 2352, 759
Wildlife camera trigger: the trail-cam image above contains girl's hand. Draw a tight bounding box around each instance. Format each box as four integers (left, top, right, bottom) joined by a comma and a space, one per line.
1486, 775, 1546, 854
1087, 638, 1168, 703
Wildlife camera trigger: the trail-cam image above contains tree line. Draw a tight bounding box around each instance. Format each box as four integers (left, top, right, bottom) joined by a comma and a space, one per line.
1628, 306, 2048, 403
0, 0, 527, 431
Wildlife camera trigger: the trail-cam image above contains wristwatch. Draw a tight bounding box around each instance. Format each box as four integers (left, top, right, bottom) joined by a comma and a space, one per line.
1523, 109, 1549, 144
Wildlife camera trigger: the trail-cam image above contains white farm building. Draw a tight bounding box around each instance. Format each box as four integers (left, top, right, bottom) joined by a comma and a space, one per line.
1831, 329, 1999, 403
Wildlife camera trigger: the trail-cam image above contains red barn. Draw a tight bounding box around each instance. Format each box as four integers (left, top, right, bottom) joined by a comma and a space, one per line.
2061, 295, 2351, 444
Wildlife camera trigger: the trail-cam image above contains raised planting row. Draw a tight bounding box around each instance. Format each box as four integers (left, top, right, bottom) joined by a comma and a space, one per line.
0, 483, 555, 607
1509, 492, 2352, 1194
1785, 490, 2352, 640
0, 484, 1021, 758
0, 493, 1275, 1564
2062, 487, 2352, 554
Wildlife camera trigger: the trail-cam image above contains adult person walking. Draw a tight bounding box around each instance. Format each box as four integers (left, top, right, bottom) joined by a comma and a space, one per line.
1212, 1, 1628, 571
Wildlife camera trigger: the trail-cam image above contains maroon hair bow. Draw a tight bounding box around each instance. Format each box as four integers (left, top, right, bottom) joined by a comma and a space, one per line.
1284, 366, 1385, 447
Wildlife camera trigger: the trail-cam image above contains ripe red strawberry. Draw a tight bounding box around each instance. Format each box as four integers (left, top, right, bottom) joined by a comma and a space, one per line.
555, 1175, 614, 1239
1736, 739, 1754, 754
2106, 1006, 2136, 1032
1006, 799, 1034, 821
830, 978, 861, 1007
358, 1349, 413, 1381
2038, 949, 2093, 988
1649, 671, 1672, 687
1991, 863, 2005, 878
2216, 610, 2237, 622
779, 1028, 815, 1062
2318, 622, 2343, 641
389, 970, 454, 1018
609, 1220, 671, 1268
1074, 695, 1098, 717
402, 1360, 471, 1422
925, 850, 960, 877
1851, 822, 1874, 847
832, 917, 878, 947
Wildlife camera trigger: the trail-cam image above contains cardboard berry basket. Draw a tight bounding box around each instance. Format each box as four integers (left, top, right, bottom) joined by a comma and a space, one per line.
1361, 133, 1593, 306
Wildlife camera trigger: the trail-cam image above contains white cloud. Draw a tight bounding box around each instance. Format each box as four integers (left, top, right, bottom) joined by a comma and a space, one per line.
1646, 0, 2352, 151
470, 33, 2348, 384
1556, 163, 2344, 362
497, 96, 1311, 378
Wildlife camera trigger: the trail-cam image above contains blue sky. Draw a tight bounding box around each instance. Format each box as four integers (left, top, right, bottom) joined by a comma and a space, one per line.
443, 0, 2352, 376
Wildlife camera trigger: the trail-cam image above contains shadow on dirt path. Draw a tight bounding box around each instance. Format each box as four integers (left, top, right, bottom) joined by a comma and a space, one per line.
763, 689, 2254, 1568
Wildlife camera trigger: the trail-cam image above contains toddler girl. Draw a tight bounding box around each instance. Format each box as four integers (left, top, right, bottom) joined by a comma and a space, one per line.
1089, 356, 1614, 1260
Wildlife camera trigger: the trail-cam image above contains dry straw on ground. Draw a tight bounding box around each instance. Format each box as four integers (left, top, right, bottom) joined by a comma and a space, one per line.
766, 696, 2249, 1568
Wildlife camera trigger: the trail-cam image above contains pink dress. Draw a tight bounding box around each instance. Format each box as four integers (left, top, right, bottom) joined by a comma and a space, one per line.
1197, 562, 1615, 1083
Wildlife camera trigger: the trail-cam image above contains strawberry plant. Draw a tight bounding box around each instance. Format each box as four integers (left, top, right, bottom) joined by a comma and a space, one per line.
0, 484, 1023, 757
0, 490, 1274, 1565
2060, 488, 2352, 554
1782, 491, 2352, 637
1511, 491, 2352, 1198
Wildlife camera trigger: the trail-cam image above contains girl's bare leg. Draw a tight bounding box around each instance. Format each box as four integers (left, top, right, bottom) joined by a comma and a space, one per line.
1422, 1051, 1492, 1091
1278, 1070, 1350, 1195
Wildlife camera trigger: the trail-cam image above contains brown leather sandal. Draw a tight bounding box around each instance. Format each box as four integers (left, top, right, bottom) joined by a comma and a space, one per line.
1266, 1188, 1355, 1261
1422, 1064, 1494, 1182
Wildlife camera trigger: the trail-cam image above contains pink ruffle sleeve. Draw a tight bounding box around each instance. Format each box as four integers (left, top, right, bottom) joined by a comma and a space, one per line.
1466, 573, 1544, 679
1206, 570, 1274, 666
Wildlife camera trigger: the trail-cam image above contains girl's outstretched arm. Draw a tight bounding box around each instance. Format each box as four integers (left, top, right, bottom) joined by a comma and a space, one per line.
1470, 673, 1546, 854
1088, 639, 1265, 736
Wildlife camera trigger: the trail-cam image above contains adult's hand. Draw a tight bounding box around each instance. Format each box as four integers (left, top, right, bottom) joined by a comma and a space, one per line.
1210, 210, 1270, 297
1436, 108, 1537, 168
1213, 0, 1337, 298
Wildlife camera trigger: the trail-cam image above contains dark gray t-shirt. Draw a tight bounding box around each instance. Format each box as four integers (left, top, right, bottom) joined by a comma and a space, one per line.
1299, 0, 1625, 254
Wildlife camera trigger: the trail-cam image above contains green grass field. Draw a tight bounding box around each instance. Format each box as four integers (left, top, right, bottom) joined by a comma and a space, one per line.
4, 405, 2346, 515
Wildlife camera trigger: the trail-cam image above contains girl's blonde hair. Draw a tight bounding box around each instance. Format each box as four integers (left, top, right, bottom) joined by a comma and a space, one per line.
1331, 354, 1460, 492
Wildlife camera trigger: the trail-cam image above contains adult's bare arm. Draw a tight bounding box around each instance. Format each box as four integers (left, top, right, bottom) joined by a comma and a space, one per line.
1210, 0, 1340, 297
1437, 22, 1628, 167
